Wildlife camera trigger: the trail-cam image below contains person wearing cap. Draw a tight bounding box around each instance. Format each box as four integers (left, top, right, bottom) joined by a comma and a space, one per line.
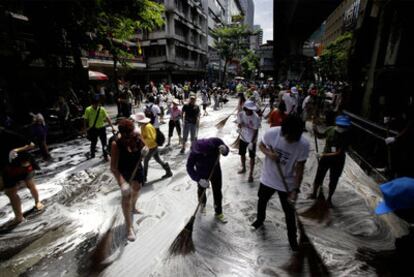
83, 95, 115, 161
310, 115, 352, 206
236, 100, 261, 183
144, 95, 161, 129
110, 119, 146, 241
180, 93, 200, 154
282, 87, 299, 115
186, 138, 230, 223
133, 112, 172, 183
167, 99, 182, 147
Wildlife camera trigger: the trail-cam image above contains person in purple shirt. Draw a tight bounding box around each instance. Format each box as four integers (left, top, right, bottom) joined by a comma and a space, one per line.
186, 137, 229, 223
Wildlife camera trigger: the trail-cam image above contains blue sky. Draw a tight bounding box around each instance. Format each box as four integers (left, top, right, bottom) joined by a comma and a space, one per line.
254, 0, 273, 42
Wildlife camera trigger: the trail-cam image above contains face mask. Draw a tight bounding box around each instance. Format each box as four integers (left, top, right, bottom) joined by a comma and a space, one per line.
335, 126, 347, 133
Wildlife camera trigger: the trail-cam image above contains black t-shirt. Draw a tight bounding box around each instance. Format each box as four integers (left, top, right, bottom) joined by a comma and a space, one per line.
183, 104, 200, 124
0, 128, 31, 169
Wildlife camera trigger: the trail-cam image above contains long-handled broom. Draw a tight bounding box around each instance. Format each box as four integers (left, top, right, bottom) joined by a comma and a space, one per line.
275, 160, 330, 276
300, 128, 330, 222
215, 108, 238, 129
90, 157, 142, 272
169, 157, 220, 256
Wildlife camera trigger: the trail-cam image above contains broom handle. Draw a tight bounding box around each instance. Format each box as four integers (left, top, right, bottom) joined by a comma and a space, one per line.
192, 156, 221, 216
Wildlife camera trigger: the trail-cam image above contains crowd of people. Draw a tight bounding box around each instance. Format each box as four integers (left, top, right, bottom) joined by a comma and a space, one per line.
1, 76, 412, 257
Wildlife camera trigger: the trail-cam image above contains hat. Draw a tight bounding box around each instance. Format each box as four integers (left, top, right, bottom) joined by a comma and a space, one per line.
243, 100, 257, 111
291, 87, 298, 94
375, 177, 414, 215
335, 115, 351, 127
132, 112, 150, 124
172, 99, 179, 105
189, 93, 196, 99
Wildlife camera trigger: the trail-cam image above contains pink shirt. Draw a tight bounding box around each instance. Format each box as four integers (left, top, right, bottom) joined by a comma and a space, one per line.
170, 106, 182, 120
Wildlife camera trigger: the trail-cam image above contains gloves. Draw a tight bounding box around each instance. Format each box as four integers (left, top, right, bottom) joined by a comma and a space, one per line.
385, 137, 395, 145
248, 142, 254, 151
218, 145, 228, 155
9, 150, 18, 163
141, 146, 149, 157
199, 179, 210, 188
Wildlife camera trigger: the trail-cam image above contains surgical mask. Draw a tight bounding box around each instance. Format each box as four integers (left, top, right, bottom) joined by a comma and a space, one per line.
335, 126, 348, 133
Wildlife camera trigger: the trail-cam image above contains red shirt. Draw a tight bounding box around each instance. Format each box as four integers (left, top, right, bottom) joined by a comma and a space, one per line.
268, 109, 286, 127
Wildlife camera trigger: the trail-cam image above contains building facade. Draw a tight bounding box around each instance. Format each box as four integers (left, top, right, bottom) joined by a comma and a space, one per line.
238, 0, 254, 30
323, 0, 367, 45
137, 0, 208, 82
256, 40, 274, 78
250, 25, 263, 50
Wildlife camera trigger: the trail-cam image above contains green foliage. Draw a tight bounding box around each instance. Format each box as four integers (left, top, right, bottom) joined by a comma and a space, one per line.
9, 0, 164, 68
212, 24, 252, 81
240, 50, 259, 79
317, 32, 353, 80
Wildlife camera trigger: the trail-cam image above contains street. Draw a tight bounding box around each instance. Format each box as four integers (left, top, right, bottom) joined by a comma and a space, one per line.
0, 98, 406, 277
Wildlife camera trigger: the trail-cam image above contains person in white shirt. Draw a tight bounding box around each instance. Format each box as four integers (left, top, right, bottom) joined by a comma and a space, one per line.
251, 115, 310, 251
145, 96, 161, 129
236, 100, 261, 183
283, 87, 299, 115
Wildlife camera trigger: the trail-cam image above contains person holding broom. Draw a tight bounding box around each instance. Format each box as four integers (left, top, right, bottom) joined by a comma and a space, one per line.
186, 137, 229, 223
309, 115, 351, 207
236, 100, 261, 183
110, 119, 147, 241
251, 115, 310, 251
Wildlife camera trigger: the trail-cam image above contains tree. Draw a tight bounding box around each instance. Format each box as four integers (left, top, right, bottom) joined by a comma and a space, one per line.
317, 32, 353, 80
211, 24, 251, 82
240, 50, 259, 80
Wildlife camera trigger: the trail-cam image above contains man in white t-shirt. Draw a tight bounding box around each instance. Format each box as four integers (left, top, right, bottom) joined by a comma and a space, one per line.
236, 100, 261, 183
145, 96, 161, 129
282, 87, 299, 115
251, 115, 310, 251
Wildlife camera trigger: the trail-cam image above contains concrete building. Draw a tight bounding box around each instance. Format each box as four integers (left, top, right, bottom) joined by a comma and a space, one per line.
206, 0, 243, 82
256, 40, 274, 78
137, 0, 208, 82
238, 0, 254, 30
323, 0, 367, 45
250, 25, 263, 50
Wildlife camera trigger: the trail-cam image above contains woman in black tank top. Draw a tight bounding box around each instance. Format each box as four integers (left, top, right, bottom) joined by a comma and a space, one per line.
110, 119, 145, 241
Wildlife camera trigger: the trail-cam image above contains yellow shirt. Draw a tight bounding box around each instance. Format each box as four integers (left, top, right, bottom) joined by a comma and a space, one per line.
83, 105, 108, 129
141, 123, 157, 149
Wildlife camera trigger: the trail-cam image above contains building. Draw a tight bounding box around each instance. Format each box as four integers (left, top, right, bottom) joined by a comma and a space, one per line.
250, 25, 263, 50
238, 0, 254, 30
256, 40, 274, 78
207, 0, 243, 82
323, 0, 367, 45
137, 0, 209, 82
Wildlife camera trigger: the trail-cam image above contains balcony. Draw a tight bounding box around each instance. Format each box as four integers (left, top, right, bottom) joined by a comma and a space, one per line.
88, 51, 145, 69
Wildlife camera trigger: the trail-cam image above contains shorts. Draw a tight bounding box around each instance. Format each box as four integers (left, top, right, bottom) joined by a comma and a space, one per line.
202, 104, 208, 110
2, 165, 35, 189
239, 139, 256, 158
120, 166, 144, 184
183, 122, 197, 142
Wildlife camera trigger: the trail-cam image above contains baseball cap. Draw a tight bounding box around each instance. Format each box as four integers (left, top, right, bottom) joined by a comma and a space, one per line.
375, 177, 414, 215
335, 115, 351, 127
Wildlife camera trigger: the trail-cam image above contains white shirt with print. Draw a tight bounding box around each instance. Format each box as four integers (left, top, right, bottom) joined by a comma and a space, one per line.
237, 111, 261, 143
260, 127, 309, 192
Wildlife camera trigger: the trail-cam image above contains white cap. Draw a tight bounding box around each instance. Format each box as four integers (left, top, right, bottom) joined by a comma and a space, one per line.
243, 100, 257, 111
132, 112, 150, 124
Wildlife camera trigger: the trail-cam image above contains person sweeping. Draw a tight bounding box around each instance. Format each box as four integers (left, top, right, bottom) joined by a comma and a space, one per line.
309, 115, 351, 207
186, 137, 229, 223
251, 115, 310, 251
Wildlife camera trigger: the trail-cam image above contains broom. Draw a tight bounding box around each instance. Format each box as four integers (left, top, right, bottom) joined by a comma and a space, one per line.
89, 155, 142, 271
275, 159, 330, 276
169, 157, 220, 256
300, 128, 330, 222
215, 108, 238, 129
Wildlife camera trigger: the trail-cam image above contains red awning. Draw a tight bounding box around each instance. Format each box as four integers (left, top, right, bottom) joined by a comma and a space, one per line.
88, 70, 108, 81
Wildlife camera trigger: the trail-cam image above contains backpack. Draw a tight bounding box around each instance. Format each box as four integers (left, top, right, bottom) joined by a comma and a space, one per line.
156, 128, 165, 146
144, 104, 156, 124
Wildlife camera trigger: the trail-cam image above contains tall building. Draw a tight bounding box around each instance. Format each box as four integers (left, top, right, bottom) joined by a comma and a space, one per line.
238, 0, 254, 30
207, 0, 243, 82
138, 0, 208, 82
250, 25, 263, 50
256, 40, 274, 78
323, 0, 367, 45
